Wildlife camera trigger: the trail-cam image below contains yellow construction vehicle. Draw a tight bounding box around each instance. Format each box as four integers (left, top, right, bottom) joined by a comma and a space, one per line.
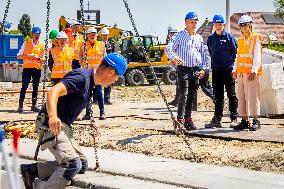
121, 35, 175, 85
59, 16, 176, 86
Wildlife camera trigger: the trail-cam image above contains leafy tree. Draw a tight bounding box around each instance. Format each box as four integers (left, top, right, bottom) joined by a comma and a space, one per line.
18, 14, 32, 37
274, 0, 284, 17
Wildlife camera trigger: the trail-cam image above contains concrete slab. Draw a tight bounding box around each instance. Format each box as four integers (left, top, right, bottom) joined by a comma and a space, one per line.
3, 139, 284, 189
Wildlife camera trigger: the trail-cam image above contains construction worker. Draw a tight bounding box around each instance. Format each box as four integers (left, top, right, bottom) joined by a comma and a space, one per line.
205, 14, 238, 128
166, 11, 208, 130
80, 27, 106, 120
47, 29, 58, 72
69, 20, 84, 69
17, 26, 45, 113
49, 31, 74, 85
20, 53, 127, 189
100, 27, 116, 105
232, 15, 262, 131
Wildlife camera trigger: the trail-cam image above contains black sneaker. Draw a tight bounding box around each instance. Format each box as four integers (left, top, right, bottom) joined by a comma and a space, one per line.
105, 101, 113, 105
205, 117, 222, 128
82, 114, 91, 120
99, 113, 106, 120
184, 118, 196, 131
233, 118, 250, 130
250, 119, 261, 131
20, 164, 38, 189
169, 99, 178, 107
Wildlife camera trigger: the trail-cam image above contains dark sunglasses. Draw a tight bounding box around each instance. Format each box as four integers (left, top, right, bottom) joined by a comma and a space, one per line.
239, 23, 251, 28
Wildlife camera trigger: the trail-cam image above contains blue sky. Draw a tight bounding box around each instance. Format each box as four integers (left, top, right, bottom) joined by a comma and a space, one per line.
0, 0, 276, 43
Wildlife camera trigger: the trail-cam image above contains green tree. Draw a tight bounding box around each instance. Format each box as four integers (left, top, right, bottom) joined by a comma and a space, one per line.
18, 14, 32, 37
274, 0, 284, 17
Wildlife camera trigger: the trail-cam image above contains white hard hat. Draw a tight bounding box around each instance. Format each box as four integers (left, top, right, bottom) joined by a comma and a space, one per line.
170, 27, 180, 33
56, 31, 68, 39
70, 20, 80, 27
100, 27, 110, 35
87, 27, 97, 34
238, 15, 253, 25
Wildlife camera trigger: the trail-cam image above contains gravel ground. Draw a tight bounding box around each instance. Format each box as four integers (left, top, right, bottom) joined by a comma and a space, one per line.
1, 83, 284, 174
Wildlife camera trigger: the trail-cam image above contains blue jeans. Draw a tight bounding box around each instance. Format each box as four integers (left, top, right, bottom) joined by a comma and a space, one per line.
86, 85, 104, 115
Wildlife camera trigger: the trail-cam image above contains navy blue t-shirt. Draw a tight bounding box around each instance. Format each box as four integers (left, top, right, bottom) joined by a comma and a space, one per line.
40, 68, 95, 126
207, 31, 238, 70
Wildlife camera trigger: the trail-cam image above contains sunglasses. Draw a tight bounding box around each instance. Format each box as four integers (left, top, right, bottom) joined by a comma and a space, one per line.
239, 23, 251, 28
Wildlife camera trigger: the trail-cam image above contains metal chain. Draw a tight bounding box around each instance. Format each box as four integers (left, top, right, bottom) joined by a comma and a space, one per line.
79, 0, 100, 169
79, 0, 88, 68
1, 0, 11, 34
41, 0, 50, 107
122, 0, 183, 134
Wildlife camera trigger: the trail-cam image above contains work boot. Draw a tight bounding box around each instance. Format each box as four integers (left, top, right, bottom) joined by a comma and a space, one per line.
31, 98, 40, 112
205, 116, 222, 128
233, 118, 250, 130
17, 99, 24, 113
169, 99, 178, 107
82, 113, 91, 120
184, 117, 196, 131
99, 113, 106, 120
250, 119, 261, 131
20, 163, 38, 189
105, 100, 113, 105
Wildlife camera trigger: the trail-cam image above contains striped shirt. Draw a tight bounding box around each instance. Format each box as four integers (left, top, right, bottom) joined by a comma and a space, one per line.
166, 29, 208, 69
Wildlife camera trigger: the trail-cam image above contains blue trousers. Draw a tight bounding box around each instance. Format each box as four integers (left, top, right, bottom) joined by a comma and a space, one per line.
20, 68, 41, 100
86, 85, 104, 115
104, 85, 111, 102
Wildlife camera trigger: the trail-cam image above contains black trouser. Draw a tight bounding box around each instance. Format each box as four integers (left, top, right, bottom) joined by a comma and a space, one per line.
192, 70, 215, 110
104, 85, 111, 102
72, 60, 81, 69
212, 68, 238, 120
20, 68, 41, 100
86, 85, 104, 115
177, 66, 198, 119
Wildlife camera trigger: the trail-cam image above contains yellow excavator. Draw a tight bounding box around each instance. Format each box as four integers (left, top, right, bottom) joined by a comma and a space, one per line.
59, 16, 176, 86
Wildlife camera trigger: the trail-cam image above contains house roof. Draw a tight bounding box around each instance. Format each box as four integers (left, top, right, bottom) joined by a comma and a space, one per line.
197, 12, 284, 44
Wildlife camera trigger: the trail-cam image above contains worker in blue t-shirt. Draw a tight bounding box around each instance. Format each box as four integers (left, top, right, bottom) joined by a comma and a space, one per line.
20, 53, 127, 189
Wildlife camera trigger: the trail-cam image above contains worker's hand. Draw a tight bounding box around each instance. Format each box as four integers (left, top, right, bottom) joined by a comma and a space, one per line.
48, 116, 64, 136
174, 57, 185, 65
232, 72, 237, 80
248, 73, 257, 81
198, 69, 205, 79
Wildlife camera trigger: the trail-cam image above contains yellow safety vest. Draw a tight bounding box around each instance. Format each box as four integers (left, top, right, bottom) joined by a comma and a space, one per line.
81, 41, 105, 69
236, 32, 262, 75
50, 45, 74, 79
22, 40, 44, 70
69, 33, 84, 60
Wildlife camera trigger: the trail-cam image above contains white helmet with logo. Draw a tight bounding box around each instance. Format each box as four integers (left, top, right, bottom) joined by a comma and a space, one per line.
87, 27, 97, 34
56, 31, 68, 39
238, 15, 253, 25
100, 27, 110, 35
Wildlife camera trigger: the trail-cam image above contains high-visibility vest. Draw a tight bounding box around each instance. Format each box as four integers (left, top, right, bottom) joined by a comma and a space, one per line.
50, 45, 74, 79
69, 34, 84, 60
81, 41, 105, 69
22, 40, 44, 70
236, 32, 262, 75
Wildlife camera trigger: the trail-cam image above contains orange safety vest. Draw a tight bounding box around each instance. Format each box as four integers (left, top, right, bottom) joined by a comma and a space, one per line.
22, 40, 44, 70
69, 33, 84, 60
81, 41, 105, 69
50, 45, 74, 79
236, 32, 262, 75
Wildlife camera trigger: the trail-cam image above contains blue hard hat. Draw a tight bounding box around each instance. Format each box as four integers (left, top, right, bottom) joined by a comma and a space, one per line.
213, 15, 225, 24
103, 53, 127, 77
185, 12, 198, 20
32, 27, 41, 34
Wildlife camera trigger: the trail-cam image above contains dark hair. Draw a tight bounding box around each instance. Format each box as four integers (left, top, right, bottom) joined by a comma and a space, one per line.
98, 60, 119, 75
